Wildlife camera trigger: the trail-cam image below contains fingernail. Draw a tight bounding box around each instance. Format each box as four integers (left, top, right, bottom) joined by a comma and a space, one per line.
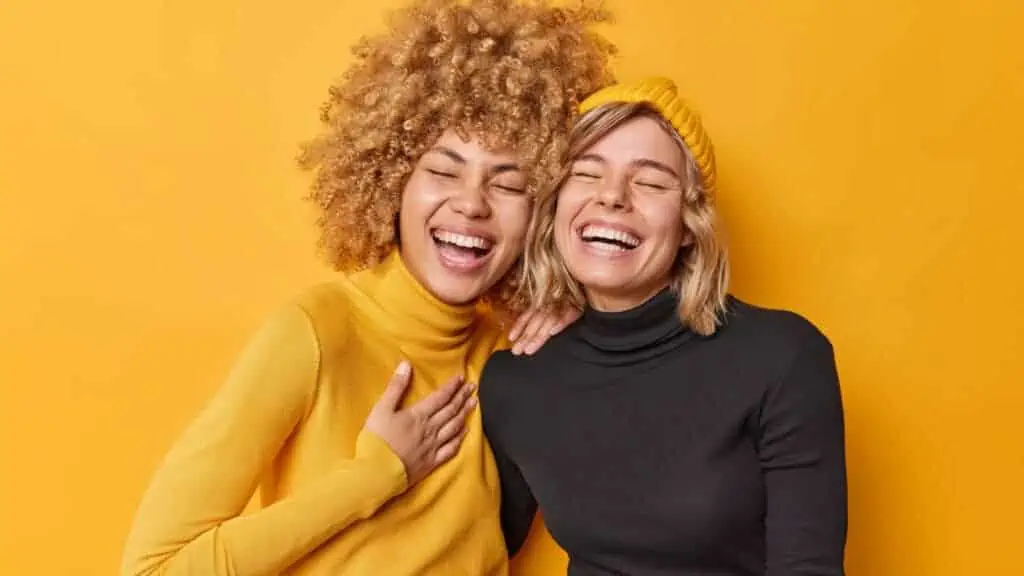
396, 360, 410, 375
468, 397, 478, 408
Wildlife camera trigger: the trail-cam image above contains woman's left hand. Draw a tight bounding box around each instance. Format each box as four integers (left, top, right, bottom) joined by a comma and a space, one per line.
508, 306, 581, 355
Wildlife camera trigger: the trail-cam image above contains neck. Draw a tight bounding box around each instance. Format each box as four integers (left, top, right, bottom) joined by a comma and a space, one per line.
585, 279, 672, 313
566, 285, 692, 367
343, 250, 479, 354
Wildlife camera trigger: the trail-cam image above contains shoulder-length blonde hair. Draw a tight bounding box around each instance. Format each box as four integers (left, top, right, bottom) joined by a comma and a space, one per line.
516, 101, 730, 336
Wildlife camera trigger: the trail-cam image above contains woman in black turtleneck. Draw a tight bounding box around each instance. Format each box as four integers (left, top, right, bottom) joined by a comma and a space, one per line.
480, 77, 847, 576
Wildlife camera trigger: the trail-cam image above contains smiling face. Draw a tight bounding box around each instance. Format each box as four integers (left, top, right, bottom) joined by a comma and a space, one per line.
553, 114, 688, 312
399, 129, 532, 306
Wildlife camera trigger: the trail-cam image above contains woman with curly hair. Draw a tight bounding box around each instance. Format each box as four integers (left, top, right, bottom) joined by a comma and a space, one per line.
120, 1, 614, 574
481, 78, 847, 575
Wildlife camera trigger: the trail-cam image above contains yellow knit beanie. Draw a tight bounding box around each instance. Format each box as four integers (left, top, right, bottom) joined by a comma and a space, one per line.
579, 76, 717, 194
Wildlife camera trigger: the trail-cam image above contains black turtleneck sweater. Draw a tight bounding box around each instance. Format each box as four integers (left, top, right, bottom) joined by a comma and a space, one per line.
479, 290, 847, 575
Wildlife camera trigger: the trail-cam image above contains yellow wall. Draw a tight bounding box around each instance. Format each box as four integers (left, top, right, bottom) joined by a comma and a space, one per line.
1, 0, 1021, 574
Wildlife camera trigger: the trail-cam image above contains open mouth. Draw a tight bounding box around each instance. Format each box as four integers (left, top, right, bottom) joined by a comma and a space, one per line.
431, 229, 495, 270
579, 224, 642, 252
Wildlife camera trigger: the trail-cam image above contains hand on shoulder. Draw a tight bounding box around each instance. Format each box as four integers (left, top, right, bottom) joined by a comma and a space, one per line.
506, 305, 580, 355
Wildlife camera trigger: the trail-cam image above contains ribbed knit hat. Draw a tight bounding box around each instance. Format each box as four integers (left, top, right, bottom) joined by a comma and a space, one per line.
579, 77, 716, 194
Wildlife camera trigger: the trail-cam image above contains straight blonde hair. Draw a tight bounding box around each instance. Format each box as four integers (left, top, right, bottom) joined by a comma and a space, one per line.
516, 101, 730, 336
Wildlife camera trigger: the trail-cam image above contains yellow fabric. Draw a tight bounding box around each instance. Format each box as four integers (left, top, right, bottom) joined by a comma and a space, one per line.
579, 76, 717, 194
121, 250, 510, 576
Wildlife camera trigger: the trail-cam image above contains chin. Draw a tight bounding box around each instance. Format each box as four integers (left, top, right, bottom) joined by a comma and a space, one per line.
575, 275, 632, 296
422, 276, 487, 306
565, 260, 630, 291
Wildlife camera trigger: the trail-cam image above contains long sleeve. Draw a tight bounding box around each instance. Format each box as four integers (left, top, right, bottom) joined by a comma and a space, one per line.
490, 436, 538, 556
758, 329, 848, 576
479, 361, 538, 557
120, 303, 408, 576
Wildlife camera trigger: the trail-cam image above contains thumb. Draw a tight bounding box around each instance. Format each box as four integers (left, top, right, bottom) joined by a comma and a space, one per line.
377, 360, 412, 411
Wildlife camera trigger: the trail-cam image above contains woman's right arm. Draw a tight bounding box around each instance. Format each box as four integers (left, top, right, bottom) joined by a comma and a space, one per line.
491, 440, 538, 556
479, 357, 538, 556
120, 303, 471, 576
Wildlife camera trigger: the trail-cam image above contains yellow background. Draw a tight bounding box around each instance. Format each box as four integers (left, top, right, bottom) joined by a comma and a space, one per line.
1, 0, 1021, 574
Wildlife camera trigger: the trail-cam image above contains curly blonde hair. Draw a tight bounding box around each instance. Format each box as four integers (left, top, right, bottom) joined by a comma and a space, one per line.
297, 0, 616, 303
519, 102, 730, 335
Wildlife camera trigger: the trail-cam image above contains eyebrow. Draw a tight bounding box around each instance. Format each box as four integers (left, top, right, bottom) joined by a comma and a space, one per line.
428, 146, 466, 164
575, 153, 607, 165
428, 146, 521, 174
633, 158, 680, 179
575, 153, 680, 180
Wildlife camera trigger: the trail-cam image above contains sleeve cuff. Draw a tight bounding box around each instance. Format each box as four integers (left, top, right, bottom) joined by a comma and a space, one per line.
355, 429, 409, 495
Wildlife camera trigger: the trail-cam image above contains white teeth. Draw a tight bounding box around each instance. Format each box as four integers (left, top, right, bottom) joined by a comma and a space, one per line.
580, 225, 640, 248
433, 230, 493, 250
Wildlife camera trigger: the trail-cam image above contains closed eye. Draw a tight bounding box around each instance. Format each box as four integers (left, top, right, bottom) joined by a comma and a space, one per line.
572, 172, 599, 179
493, 184, 525, 193
636, 181, 669, 190
427, 169, 457, 179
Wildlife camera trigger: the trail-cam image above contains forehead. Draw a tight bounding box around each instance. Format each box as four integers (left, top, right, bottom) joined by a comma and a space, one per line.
581, 115, 684, 168
431, 129, 519, 165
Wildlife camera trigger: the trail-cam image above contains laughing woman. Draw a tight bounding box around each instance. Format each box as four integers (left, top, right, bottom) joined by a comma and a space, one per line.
119, 1, 614, 575
481, 77, 848, 575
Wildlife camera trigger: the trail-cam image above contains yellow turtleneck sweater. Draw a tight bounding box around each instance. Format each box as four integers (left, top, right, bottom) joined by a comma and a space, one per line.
121, 251, 512, 576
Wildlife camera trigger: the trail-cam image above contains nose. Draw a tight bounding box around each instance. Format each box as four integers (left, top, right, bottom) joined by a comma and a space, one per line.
449, 181, 491, 219
595, 178, 630, 210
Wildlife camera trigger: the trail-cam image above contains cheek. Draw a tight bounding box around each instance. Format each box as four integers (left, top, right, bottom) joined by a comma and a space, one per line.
494, 199, 532, 248
553, 188, 585, 237
399, 174, 441, 235
646, 199, 685, 248
552, 202, 576, 255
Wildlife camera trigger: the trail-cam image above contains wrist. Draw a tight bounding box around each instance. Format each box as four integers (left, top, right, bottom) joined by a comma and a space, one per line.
356, 428, 409, 493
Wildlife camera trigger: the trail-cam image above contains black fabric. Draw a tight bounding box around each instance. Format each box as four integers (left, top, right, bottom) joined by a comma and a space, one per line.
480, 289, 847, 575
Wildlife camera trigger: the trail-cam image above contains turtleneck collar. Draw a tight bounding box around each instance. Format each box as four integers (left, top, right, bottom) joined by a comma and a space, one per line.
570, 287, 694, 366
342, 250, 478, 354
